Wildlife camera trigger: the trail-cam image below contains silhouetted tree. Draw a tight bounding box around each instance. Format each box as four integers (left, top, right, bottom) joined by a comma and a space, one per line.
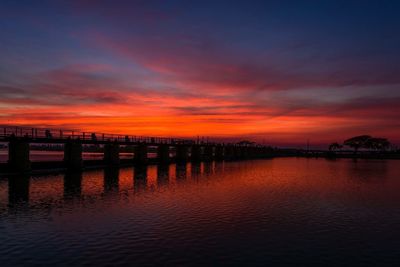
343, 135, 371, 153
329, 142, 343, 151
365, 137, 390, 151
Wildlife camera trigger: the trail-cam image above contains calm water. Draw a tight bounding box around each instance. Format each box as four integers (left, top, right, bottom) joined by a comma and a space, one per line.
1, 158, 400, 266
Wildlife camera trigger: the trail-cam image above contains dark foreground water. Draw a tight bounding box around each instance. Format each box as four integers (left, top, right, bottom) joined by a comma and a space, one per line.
1, 158, 400, 266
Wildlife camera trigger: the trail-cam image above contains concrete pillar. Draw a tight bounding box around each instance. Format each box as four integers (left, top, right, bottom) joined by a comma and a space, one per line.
191, 145, 202, 162
8, 138, 31, 173
157, 144, 170, 163
241, 146, 249, 159
176, 145, 189, 163
215, 145, 224, 161
104, 143, 120, 165
204, 146, 214, 161
64, 141, 83, 170
224, 145, 235, 160
134, 144, 148, 164
231, 146, 242, 160
257, 147, 263, 158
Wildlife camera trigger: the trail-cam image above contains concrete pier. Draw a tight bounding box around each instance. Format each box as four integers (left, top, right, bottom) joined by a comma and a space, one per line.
157, 144, 170, 163
8, 138, 31, 173
215, 145, 224, 161
204, 146, 214, 161
191, 145, 202, 162
234, 146, 243, 160
240, 146, 249, 159
64, 141, 83, 170
176, 145, 189, 163
104, 143, 120, 166
224, 145, 235, 160
134, 144, 148, 164
0, 126, 276, 174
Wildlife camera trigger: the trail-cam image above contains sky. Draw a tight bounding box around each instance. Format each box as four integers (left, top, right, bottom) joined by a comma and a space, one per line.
0, 0, 399, 147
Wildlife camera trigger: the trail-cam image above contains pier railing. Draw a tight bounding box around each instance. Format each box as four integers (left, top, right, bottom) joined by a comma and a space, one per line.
0, 125, 195, 145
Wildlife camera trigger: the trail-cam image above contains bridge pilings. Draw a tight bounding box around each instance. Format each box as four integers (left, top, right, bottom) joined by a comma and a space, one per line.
240, 146, 249, 159
191, 145, 202, 162
224, 145, 235, 160
64, 141, 83, 170
215, 145, 224, 161
8, 138, 31, 173
104, 143, 120, 166
134, 144, 148, 164
176, 145, 189, 163
204, 145, 214, 161
157, 144, 170, 163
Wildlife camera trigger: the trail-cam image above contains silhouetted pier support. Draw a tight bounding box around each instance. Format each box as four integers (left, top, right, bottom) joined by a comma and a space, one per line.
157, 144, 170, 163
224, 145, 235, 160
240, 146, 249, 159
234, 146, 243, 159
204, 146, 214, 161
215, 145, 224, 161
191, 145, 202, 162
8, 138, 31, 173
64, 141, 83, 170
134, 144, 148, 164
176, 145, 189, 163
104, 143, 120, 165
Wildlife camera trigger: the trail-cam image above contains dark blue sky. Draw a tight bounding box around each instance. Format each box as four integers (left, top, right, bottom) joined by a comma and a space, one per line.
0, 0, 399, 146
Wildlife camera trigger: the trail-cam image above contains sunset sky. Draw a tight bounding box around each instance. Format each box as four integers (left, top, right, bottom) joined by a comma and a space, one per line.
1, 0, 399, 147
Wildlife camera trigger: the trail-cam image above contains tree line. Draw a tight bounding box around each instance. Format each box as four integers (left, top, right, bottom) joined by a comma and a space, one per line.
329, 135, 391, 153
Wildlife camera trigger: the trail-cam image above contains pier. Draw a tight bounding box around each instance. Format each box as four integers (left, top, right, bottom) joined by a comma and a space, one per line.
0, 126, 273, 173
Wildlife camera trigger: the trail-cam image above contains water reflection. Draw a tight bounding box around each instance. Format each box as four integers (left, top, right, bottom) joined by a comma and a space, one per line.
1, 158, 400, 266
346, 159, 388, 183
3, 159, 396, 212
104, 167, 119, 193
176, 163, 187, 180
157, 164, 169, 186
64, 171, 82, 199
191, 162, 201, 180
8, 174, 30, 207
203, 161, 213, 176
134, 165, 147, 192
